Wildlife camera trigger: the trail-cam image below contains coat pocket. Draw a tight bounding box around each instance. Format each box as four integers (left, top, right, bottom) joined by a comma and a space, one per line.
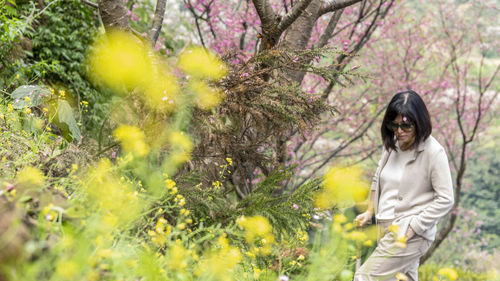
391, 216, 412, 239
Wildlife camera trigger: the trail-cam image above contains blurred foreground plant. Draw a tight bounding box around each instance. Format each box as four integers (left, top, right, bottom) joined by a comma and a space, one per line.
1, 30, 379, 281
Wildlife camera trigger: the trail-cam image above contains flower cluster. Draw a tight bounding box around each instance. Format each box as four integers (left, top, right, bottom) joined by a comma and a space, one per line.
17, 166, 45, 187
435, 267, 458, 281
113, 125, 150, 157
237, 215, 276, 256
314, 166, 368, 209
148, 217, 172, 247
331, 213, 376, 255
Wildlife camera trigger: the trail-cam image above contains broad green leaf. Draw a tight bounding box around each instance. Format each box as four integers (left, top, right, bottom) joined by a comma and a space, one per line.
56, 100, 81, 142
11, 85, 50, 109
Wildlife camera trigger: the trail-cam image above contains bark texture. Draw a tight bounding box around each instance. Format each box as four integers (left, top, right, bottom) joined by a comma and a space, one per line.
98, 0, 130, 32
147, 0, 167, 46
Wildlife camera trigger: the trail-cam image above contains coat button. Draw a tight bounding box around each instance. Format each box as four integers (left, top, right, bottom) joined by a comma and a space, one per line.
398, 196, 403, 201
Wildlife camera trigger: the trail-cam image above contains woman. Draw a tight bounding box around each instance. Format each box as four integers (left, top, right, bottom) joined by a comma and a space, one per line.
353, 90, 454, 281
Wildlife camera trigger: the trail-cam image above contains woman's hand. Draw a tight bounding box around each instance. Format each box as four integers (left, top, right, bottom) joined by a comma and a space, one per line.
354, 211, 373, 227
405, 226, 416, 240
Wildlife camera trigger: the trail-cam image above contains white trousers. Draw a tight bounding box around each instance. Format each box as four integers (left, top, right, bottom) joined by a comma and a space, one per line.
353, 220, 432, 281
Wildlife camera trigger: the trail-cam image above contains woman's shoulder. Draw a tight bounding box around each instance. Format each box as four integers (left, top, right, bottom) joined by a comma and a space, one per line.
422, 135, 446, 155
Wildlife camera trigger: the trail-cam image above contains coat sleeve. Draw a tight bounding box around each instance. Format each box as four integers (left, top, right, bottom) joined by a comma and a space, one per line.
409, 148, 454, 235
370, 149, 387, 192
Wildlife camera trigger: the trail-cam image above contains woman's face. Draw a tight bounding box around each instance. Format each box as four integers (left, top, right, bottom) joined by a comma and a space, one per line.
392, 114, 415, 150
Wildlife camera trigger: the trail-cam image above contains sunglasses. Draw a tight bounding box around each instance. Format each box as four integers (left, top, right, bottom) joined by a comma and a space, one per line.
386, 122, 414, 132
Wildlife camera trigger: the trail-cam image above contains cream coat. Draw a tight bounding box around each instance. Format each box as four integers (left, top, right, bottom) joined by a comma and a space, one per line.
370, 135, 454, 241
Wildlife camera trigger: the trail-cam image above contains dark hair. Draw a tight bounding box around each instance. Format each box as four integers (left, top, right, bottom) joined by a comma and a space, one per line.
381, 90, 432, 151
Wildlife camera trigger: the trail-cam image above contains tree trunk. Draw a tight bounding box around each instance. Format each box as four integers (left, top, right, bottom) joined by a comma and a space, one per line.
279, 0, 323, 82
98, 0, 129, 32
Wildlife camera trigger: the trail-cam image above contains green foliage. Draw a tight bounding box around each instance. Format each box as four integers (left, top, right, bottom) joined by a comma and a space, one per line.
7, 85, 82, 141
52, 99, 81, 141
167, 165, 320, 238
419, 264, 494, 281
462, 122, 500, 251
10, 85, 47, 109
0, 0, 111, 138
0, 95, 86, 179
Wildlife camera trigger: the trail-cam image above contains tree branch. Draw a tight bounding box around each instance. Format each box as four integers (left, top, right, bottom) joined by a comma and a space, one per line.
277, 0, 313, 32
316, 9, 344, 48
185, 0, 207, 48
252, 0, 276, 26
81, 0, 98, 9
319, 0, 363, 16
293, 106, 384, 190
147, 0, 167, 46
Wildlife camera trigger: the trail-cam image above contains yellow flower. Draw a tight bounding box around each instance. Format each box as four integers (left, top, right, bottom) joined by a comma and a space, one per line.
237, 215, 275, 250
297, 230, 309, 243
7, 103, 13, 112
388, 224, 400, 234
25, 96, 31, 102
363, 239, 373, 247
180, 208, 190, 216
396, 272, 408, 281
212, 180, 222, 190
165, 179, 176, 190
25, 108, 31, 114
168, 244, 189, 270
17, 166, 44, 186
332, 222, 342, 233
169, 131, 193, 152
97, 249, 114, 259
56, 260, 78, 279
346, 231, 367, 243
178, 47, 227, 80
226, 157, 233, 166
179, 198, 186, 206
437, 268, 458, 281
314, 166, 368, 209
113, 125, 149, 157
45, 211, 58, 221
195, 236, 241, 279
89, 31, 153, 92
85, 159, 141, 228
487, 269, 499, 281
394, 235, 407, 249
333, 213, 347, 224
142, 68, 179, 110
189, 80, 222, 110
343, 222, 354, 231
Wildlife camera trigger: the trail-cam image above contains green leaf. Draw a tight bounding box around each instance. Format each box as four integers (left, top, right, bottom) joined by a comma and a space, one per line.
11, 85, 50, 109
56, 100, 82, 142
19, 195, 32, 203
5, 4, 16, 15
